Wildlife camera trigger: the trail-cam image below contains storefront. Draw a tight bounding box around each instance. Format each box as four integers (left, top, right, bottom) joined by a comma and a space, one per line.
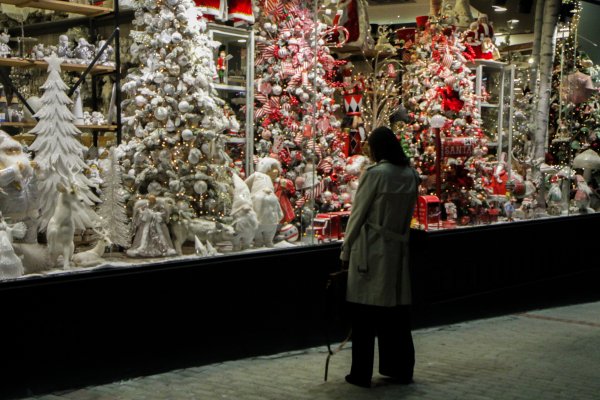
1, 0, 599, 396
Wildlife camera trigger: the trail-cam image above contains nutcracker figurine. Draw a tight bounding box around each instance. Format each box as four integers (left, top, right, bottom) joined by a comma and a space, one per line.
217, 51, 227, 83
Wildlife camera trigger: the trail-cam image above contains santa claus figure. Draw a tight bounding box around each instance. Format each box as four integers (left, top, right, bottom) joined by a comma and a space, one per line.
465, 22, 482, 59
0, 131, 39, 243
476, 14, 494, 42
195, 0, 254, 26
254, 157, 296, 223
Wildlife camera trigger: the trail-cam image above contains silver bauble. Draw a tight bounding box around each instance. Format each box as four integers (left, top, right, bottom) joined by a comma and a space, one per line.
178, 101, 191, 113
154, 106, 169, 121
154, 72, 165, 83
193, 180, 207, 195
169, 64, 181, 75
171, 32, 183, 44
134, 95, 147, 107
164, 83, 175, 96
181, 129, 194, 141
188, 148, 201, 164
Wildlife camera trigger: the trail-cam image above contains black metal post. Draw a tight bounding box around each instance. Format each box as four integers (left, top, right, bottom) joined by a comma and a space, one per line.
115, 0, 122, 145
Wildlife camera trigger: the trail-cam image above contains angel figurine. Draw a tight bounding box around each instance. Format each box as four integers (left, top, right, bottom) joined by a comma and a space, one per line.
74, 38, 95, 63
0, 32, 11, 58
0, 212, 27, 280
126, 195, 177, 258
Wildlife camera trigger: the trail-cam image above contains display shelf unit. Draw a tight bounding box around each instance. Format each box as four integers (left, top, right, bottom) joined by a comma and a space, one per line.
208, 24, 255, 175
0, 0, 123, 147
0, 57, 115, 74
1, 121, 117, 130
0, 0, 112, 17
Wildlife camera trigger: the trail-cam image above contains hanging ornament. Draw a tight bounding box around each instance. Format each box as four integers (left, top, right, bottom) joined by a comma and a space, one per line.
169, 64, 181, 75
181, 129, 194, 141
189, 148, 201, 164
147, 181, 163, 196
135, 95, 147, 107
202, 115, 211, 128
160, 30, 172, 44
201, 143, 210, 154
154, 72, 165, 83
178, 100, 191, 113
167, 0, 179, 6
166, 118, 175, 131
171, 32, 183, 44
134, 151, 145, 163
155, 106, 169, 120
164, 83, 175, 96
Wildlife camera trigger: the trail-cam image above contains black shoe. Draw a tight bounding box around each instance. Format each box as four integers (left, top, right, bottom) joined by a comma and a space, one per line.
345, 374, 371, 388
379, 370, 413, 384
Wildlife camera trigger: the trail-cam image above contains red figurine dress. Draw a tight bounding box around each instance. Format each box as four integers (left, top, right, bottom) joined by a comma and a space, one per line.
274, 178, 296, 222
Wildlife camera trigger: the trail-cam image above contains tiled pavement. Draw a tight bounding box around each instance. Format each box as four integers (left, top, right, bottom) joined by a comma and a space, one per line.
26, 301, 600, 400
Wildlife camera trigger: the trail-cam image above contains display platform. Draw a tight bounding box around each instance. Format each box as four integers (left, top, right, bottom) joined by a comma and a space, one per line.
3, 214, 600, 398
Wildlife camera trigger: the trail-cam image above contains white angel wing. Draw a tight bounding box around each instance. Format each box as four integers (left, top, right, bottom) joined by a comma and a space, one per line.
10, 222, 27, 240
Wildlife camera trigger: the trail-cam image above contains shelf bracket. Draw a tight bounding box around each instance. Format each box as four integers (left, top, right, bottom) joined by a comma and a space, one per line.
68, 27, 119, 98
0, 66, 38, 120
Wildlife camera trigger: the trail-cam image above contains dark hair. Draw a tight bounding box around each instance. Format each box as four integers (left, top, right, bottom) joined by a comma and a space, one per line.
367, 126, 410, 166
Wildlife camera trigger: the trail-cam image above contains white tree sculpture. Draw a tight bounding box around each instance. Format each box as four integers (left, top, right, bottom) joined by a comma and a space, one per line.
30, 52, 100, 232
98, 147, 130, 248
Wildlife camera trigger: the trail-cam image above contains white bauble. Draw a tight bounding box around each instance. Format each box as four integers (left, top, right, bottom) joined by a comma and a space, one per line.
264, 23, 272, 30
178, 101, 191, 113
154, 72, 165, 83
160, 30, 172, 44
166, 118, 175, 131
181, 129, 194, 141
164, 83, 175, 96
134, 95, 147, 107
178, 55, 189, 66
193, 180, 207, 195
295, 88, 304, 96
206, 198, 217, 210
128, 169, 136, 176
300, 93, 309, 102
201, 116, 211, 128
169, 64, 181, 75
167, 0, 178, 5
188, 148, 201, 164
201, 143, 210, 154
272, 85, 282, 95
133, 151, 145, 163
154, 106, 169, 121
171, 32, 183, 44
147, 181, 162, 196
135, 125, 145, 137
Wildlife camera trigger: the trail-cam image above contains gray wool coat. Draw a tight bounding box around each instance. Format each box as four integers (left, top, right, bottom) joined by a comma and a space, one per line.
340, 160, 417, 307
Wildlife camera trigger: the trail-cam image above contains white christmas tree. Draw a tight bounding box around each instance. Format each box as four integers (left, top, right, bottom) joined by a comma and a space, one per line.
98, 147, 130, 248
30, 52, 101, 232
121, 0, 233, 221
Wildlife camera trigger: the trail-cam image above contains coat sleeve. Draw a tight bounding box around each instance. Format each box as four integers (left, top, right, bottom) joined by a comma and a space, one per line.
340, 168, 378, 261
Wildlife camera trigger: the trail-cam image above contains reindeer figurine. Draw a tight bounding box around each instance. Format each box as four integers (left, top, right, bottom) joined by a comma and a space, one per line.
72, 227, 112, 268
47, 168, 84, 270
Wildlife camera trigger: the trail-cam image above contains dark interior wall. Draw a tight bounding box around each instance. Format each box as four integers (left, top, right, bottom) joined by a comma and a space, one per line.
579, 2, 600, 65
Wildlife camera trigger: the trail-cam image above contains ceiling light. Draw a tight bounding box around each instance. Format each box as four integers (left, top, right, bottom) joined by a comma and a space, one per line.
493, 6, 507, 11
508, 19, 519, 24
238, 39, 246, 42
529, 58, 534, 63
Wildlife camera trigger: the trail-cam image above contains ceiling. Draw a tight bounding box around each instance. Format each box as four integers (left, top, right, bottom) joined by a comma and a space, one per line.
367, 0, 538, 35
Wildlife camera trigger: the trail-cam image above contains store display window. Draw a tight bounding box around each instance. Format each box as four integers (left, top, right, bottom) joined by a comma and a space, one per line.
0, 0, 598, 282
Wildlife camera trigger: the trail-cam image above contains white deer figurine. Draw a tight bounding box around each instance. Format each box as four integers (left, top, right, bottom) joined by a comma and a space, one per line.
72, 227, 112, 268
47, 168, 84, 270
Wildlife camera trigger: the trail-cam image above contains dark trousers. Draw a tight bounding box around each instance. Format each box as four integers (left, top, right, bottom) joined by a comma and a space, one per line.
349, 302, 415, 381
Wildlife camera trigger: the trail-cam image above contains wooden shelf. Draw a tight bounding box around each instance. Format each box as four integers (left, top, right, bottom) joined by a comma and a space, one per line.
0, 57, 115, 74
10, 133, 116, 147
1, 121, 117, 131
329, 46, 397, 59
0, 0, 112, 17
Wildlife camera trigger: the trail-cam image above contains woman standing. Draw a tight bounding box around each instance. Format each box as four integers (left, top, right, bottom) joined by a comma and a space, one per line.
340, 126, 418, 388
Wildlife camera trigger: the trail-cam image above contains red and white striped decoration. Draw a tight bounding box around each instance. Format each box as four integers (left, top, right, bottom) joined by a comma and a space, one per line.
255, 93, 268, 104
293, 132, 304, 146
304, 179, 325, 200
290, 123, 299, 133
296, 198, 306, 208
318, 156, 333, 174
283, 103, 291, 111
441, 53, 453, 69
445, 76, 457, 87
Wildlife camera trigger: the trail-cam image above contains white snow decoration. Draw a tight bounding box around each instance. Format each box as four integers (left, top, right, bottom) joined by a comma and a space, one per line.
154, 106, 168, 120
29, 52, 100, 232
193, 180, 207, 195
181, 129, 194, 141
98, 148, 131, 248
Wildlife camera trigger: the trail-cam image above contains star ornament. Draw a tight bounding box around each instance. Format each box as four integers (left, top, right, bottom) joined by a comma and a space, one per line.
44, 52, 64, 73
